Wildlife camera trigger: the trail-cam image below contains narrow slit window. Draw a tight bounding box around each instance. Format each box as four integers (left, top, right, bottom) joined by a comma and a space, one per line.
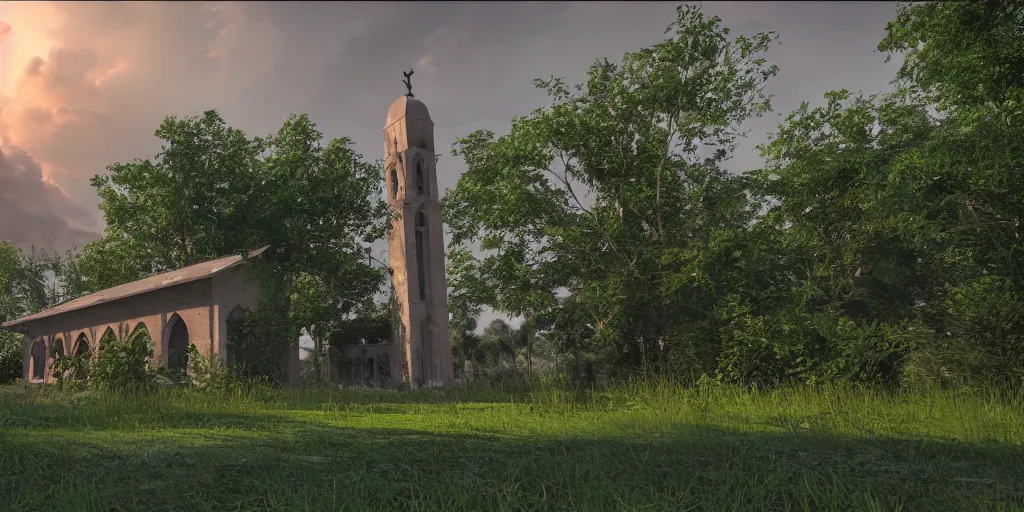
390, 168, 399, 199
415, 210, 427, 300
415, 155, 427, 196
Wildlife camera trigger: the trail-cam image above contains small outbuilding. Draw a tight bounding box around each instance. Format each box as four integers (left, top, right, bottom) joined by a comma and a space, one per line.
2, 246, 300, 386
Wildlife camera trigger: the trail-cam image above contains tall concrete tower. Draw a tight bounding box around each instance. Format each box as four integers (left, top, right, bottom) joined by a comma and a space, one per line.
383, 86, 455, 389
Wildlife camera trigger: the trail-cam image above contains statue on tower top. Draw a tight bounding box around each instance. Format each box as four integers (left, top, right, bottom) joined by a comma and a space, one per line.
402, 69, 414, 97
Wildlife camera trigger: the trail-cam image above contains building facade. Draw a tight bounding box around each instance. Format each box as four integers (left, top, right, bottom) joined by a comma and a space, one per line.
5, 247, 301, 386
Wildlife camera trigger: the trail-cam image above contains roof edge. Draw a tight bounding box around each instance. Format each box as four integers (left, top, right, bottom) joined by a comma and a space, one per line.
1, 246, 270, 329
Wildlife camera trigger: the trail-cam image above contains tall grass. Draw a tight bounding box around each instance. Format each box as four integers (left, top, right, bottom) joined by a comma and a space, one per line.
1, 381, 1022, 511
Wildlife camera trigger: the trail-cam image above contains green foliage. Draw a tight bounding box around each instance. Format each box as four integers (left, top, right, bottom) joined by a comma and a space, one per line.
443, 1, 1024, 390
3, 1, 1023, 393
89, 327, 158, 393
51, 352, 90, 389
0, 241, 50, 384
81, 110, 389, 378
0, 330, 21, 384
444, 4, 778, 379
186, 343, 235, 391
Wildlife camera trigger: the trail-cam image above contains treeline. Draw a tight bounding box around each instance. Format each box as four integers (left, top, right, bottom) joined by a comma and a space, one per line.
2, 2, 1022, 390
443, 2, 1024, 389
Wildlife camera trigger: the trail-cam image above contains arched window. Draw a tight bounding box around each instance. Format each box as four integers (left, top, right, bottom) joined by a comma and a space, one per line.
30, 339, 46, 381
415, 154, 427, 196
390, 168, 399, 199
51, 337, 65, 361
226, 307, 247, 368
415, 209, 428, 301
73, 333, 90, 356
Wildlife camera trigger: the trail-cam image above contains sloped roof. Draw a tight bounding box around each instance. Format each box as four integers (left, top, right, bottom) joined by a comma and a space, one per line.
2, 246, 269, 328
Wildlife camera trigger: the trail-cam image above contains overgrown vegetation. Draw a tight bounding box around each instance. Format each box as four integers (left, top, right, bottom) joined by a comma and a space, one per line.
444, 2, 1024, 389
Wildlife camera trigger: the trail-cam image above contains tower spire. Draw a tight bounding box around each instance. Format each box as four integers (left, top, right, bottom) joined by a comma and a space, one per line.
382, 91, 454, 389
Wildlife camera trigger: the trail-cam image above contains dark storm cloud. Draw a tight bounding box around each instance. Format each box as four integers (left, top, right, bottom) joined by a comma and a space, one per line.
0, 143, 99, 253
0, 1, 901, 268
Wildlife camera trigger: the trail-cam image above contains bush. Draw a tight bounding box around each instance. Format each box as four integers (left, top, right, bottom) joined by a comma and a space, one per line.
89, 327, 157, 393
51, 353, 90, 390
0, 330, 22, 384
186, 343, 235, 391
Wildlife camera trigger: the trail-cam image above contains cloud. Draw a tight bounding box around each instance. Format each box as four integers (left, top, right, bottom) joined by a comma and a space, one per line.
416, 54, 437, 75
0, 141, 99, 253
0, 0, 901, 269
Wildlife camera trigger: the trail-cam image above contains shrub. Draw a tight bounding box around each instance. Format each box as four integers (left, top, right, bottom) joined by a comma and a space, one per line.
186, 343, 235, 391
0, 330, 22, 384
89, 327, 157, 393
51, 353, 90, 390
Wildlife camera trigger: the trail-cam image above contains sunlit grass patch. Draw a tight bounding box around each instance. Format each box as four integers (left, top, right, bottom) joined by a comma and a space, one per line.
1, 382, 1022, 511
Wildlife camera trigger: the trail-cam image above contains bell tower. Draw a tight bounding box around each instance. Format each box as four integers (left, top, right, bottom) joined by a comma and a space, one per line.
382, 77, 454, 389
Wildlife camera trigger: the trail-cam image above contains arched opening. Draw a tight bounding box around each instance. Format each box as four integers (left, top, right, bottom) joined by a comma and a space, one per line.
73, 333, 90, 357
390, 168, 399, 199
415, 154, 427, 196
415, 209, 429, 301
98, 327, 117, 351
166, 314, 190, 374
67, 333, 91, 381
127, 322, 154, 358
225, 307, 247, 368
30, 339, 46, 381
51, 337, 65, 362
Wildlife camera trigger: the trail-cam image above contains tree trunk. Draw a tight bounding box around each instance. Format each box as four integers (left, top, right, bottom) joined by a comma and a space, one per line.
312, 333, 323, 386
525, 313, 534, 389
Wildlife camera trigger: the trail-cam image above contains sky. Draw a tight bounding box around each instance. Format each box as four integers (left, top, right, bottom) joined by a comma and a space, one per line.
0, 1, 904, 345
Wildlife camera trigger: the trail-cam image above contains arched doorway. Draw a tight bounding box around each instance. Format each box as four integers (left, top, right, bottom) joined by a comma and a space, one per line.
166, 314, 190, 373
30, 339, 46, 381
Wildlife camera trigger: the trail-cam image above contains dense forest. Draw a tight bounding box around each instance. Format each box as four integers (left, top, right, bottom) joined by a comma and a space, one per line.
2, 2, 1022, 390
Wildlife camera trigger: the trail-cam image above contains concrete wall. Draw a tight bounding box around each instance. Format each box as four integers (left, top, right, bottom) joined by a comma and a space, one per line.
20, 265, 299, 386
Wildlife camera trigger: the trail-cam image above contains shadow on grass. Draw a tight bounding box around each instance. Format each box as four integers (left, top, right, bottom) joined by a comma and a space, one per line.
2, 409, 1022, 512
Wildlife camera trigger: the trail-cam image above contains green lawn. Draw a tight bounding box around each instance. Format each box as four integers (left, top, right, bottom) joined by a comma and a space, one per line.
1, 382, 1021, 511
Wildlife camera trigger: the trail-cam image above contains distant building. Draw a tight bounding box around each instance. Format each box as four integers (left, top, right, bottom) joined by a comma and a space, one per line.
4, 246, 301, 386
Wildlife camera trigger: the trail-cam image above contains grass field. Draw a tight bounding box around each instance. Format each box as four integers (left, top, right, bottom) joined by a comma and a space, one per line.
1, 382, 1022, 512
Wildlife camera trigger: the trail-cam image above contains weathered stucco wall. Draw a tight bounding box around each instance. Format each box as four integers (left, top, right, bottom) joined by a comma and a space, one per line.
22, 277, 214, 384
20, 265, 299, 386
382, 96, 455, 389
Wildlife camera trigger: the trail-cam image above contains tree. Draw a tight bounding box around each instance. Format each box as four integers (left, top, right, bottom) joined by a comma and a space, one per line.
88, 111, 390, 381
0, 241, 49, 383
745, 0, 1024, 385
444, 4, 778, 380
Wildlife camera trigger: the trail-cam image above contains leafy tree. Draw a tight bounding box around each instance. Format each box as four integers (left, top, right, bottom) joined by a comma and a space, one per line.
0, 241, 49, 383
87, 111, 389, 381
444, 4, 778, 380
